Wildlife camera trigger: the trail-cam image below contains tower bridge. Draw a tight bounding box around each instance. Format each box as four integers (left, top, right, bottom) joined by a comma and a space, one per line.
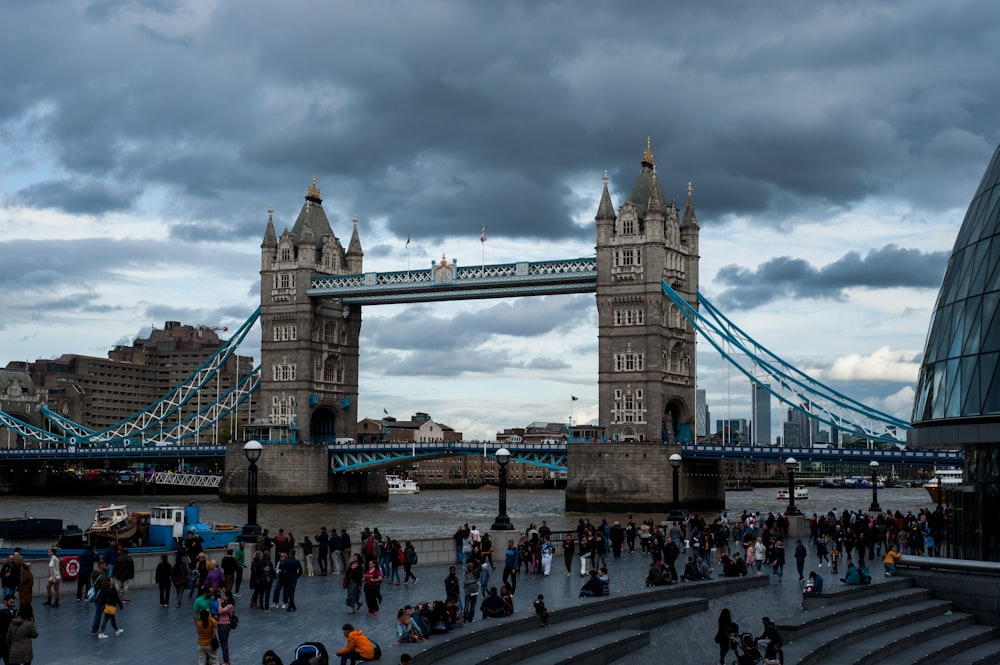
3, 141, 921, 510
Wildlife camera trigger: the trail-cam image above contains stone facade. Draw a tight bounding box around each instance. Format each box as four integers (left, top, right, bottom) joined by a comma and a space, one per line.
565, 442, 723, 512
219, 440, 386, 502
255, 178, 362, 446
595, 140, 700, 443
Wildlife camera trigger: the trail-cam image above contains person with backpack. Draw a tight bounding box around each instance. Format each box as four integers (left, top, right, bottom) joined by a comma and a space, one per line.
336, 623, 378, 665
402, 541, 418, 584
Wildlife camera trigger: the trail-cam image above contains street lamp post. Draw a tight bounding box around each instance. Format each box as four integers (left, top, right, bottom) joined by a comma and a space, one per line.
491, 447, 514, 531
669, 453, 683, 522
785, 457, 800, 516
239, 440, 263, 542
869, 460, 882, 512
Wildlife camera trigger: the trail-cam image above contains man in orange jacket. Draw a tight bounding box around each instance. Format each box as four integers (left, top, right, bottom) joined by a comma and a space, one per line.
336, 623, 377, 665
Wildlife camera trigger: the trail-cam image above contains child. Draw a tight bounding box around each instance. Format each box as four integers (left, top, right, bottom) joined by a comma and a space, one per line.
98, 581, 124, 638
829, 543, 840, 575
533, 594, 549, 627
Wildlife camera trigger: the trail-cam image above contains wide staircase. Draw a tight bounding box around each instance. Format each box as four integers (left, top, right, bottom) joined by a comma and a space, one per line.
411, 576, 767, 665
780, 576, 1000, 664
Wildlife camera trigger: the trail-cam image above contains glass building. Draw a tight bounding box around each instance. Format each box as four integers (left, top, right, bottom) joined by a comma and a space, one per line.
910, 144, 1000, 561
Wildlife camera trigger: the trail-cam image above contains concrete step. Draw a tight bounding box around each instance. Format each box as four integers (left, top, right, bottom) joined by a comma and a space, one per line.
800, 575, 915, 611
885, 624, 998, 665
432, 596, 704, 665
935, 637, 1000, 665
780, 586, 933, 640
829, 612, 977, 664
516, 629, 649, 665
788, 598, 954, 665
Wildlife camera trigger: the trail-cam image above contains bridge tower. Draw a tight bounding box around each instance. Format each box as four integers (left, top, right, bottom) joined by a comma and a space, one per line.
222, 179, 384, 502
568, 140, 722, 512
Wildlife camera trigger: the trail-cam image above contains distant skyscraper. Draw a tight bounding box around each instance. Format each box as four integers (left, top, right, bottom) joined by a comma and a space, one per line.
716, 418, 748, 444
751, 383, 771, 446
696, 389, 708, 439
786, 403, 819, 446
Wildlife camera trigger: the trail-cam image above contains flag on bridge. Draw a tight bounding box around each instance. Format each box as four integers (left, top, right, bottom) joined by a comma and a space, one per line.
571, 395, 579, 401
480, 225, 486, 243
405, 232, 411, 248
383, 407, 388, 415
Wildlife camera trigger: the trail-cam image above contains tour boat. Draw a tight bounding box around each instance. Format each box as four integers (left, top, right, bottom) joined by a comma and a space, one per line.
924, 468, 963, 503
776, 486, 810, 500
387, 474, 420, 495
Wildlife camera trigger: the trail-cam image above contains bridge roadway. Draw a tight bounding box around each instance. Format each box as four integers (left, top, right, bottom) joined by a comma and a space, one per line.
0, 440, 962, 470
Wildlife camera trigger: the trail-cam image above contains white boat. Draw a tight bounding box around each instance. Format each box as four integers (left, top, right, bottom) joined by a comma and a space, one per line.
387, 474, 420, 495
924, 468, 962, 503
777, 486, 810, 500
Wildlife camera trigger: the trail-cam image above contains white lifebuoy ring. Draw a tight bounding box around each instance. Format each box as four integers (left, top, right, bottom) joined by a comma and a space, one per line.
61, 555, 80, 581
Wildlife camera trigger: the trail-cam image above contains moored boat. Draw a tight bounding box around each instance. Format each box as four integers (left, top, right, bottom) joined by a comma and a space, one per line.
387, 474, 420, 495
777, 486, 810, 500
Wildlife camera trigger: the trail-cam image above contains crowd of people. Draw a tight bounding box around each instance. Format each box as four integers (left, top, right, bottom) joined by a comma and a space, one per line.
0, 501, 938, 665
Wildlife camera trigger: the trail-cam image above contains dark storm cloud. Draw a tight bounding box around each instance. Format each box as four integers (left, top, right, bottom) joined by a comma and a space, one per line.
360, 295, 592, 376
12, 179, 136, 216
3, 0, 998, 247
365, 295, 592, 352
714, 244, 949, 309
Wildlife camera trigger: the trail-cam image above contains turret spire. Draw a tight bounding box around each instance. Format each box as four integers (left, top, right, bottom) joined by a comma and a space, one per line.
642, 136, 654, 166
262, 204, 277, 247
682, 181, 699, 227
596, 169, 616, 222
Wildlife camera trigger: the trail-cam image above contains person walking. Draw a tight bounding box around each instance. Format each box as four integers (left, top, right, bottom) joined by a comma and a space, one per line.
172, 555, 191, 608
6, 605, 38, 665
253, 552, 275, 612
217, 591, 235, 665
316, 528, 330, 576
281, 549, 303, 611
794, 540, 808, 582
195, 609, 219, 665
345, 554, 364, 614
88, 561, 110, 635
402, 541, 418, 584
540, 537, 554, 576
115, 548, 135, 602
155, 554, 172, 607
76, 545, 96, 603
462, 561, 478, 624
233, 543, 246, 596
502, 539, 519, 593
713, 607, 739, 665
771, 540, 786, 582
43, 548, 60, 607
96, 580, 124, 638
362, 559, 383, 616
562, 533, 575, 576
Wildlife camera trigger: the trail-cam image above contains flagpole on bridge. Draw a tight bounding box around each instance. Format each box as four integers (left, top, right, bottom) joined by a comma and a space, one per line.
480, 225, 486, 272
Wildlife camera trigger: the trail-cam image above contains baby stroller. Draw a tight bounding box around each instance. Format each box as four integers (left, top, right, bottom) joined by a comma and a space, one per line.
292, 642, 329, 665
731, 632, 762, 665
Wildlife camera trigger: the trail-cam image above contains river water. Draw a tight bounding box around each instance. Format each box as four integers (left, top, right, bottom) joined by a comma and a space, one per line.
0, 485, 937, 541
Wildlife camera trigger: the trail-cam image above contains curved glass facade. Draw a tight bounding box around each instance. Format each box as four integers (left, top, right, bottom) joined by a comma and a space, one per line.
913, 145, 1000, 424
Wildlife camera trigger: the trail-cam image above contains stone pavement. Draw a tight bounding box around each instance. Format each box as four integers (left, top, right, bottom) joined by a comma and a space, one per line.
28, 541, 882, 665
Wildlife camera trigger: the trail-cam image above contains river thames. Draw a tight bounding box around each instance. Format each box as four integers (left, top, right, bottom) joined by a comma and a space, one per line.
0, 485, 939, 539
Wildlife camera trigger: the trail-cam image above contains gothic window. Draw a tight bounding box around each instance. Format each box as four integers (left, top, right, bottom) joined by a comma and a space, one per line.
622, 218, 634, 234
636, 309, 644, 325
621, 250, 634, 266
280, 247, 292, 262
614, 352, 645, 372
273, 363, 296, 381
324, 321, 337, 344
614, 310, 623, 326
324, 355, 341, 383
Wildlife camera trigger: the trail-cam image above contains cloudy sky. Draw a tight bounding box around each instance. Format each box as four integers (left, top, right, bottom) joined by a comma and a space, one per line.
2, 0, 998, 442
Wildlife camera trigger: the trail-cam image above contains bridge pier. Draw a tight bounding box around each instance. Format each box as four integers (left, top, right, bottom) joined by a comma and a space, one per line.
219, 442, 388, 503
565, 442, 724, 513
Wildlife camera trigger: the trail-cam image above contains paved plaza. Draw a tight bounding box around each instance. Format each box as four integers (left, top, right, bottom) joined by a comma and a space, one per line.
28, 540, 876, 665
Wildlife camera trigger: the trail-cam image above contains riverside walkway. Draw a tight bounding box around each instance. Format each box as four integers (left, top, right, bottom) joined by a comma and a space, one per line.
27, 541, 862, 665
